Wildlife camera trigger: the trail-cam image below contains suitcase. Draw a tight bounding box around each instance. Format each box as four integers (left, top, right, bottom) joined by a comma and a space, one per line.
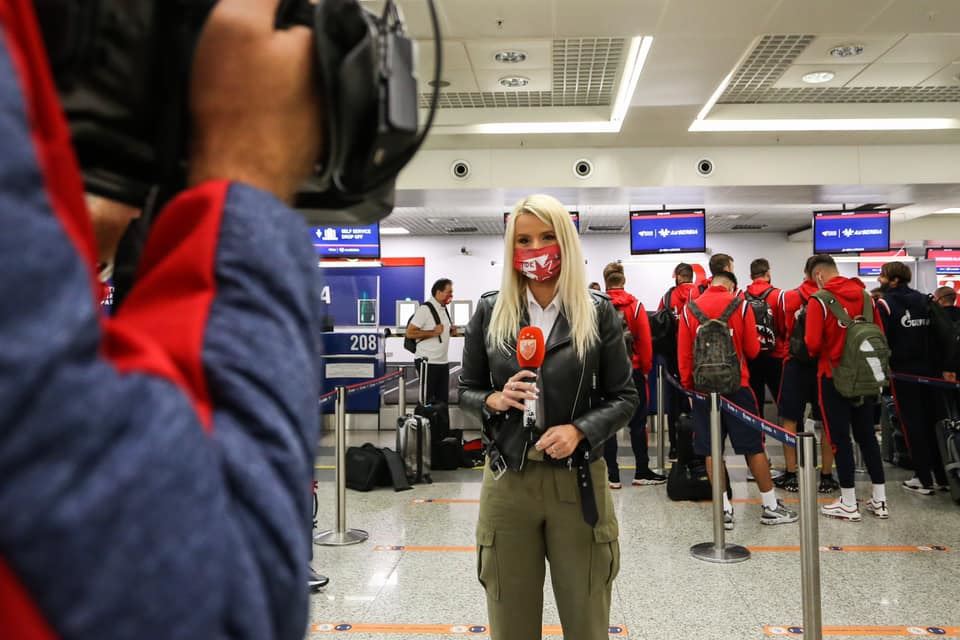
397, 414, 432, 484
415, 402, 450, 445
934, 418, 960, 505
880, 394, 913, 470
433, 436, 462, 471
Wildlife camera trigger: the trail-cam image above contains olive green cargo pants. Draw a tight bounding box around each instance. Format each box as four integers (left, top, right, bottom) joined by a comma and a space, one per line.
476, 457, 620, 640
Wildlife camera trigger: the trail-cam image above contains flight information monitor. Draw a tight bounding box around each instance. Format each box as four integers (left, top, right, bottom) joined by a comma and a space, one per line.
312, 224, 381, 259
629, 209, 706, 255
813, 209, 890, 254
926, 247, 960, 275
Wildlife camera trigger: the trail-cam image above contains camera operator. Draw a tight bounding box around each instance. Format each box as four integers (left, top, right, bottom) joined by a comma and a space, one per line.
1, 1, 324, 637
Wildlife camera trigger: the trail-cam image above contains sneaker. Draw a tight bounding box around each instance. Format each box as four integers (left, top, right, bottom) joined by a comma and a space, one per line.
761, 500, 799, 526
746, 471, 756, 482
769, 468, 785, 481
608, 481, 622, 490
820, 499, 862, 522
781, 473, 800, 493
902, 477, 934, 496
633, 469, 667, 486
866, 498, 889, 519
773, 471, 796, 488
723, 509, 734, 530
818, 475, 840, 494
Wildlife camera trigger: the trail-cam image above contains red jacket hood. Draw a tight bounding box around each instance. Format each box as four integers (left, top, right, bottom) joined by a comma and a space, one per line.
606, 288, 638, 309
746, 280, 776, 297
821, 276, 867, 304
798, 279, 819, 299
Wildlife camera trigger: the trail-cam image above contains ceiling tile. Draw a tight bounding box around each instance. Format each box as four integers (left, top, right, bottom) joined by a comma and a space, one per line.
878, 34, 960, 64
866, 0, 960, 33
791, 34, 906, 65
919, 62, 960, 86
416, 41, 472, 73
417, 69, 480, 93
554, 0, 665, 37
762, 0, 890, 34
845, 62, 945, 87
442, 0, 556, 38
464, 40, 553, 70
773, 64, 867, 89
657, 0, 778, 36
474, 68, 553, 92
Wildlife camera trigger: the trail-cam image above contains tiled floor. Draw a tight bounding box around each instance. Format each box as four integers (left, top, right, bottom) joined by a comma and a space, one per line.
309, 428, 960, 639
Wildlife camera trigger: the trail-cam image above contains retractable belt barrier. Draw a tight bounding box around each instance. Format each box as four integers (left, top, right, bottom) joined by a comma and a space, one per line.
891, 371, 960, 390
315, 369, 407, 548
663, 372, 798, 448
318, 370, 405, 407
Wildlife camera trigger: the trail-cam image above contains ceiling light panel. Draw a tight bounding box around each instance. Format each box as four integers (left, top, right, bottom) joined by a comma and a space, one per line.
495, 50, 527, 64
498, 76, 531, 88
830, 44, 864, 58
801, 70, 836, 84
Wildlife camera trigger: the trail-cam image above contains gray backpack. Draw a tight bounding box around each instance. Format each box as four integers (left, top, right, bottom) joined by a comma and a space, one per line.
687, 298, 743, 395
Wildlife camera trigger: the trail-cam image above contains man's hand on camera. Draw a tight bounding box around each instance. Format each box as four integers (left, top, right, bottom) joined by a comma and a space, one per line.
188, 0, 322, 203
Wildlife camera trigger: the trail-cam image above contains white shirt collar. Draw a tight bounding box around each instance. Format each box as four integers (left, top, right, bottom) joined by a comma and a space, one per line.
526, 287, 561, 313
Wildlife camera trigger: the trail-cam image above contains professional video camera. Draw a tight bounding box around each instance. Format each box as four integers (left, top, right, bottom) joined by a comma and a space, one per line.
35, 0, 440, 224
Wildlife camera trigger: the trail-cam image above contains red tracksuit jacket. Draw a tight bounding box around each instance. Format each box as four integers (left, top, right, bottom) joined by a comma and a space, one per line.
607, 287, 653, 374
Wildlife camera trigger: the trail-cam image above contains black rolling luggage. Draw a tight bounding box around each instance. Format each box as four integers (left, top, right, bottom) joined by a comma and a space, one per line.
934, 418, 960, 505
666, 413, 711, 502
880, 394, 912, 470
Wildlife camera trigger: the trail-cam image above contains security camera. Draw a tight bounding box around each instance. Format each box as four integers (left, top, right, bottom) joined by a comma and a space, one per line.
573, 158, 593, 179
460, 246, 471, 256
696, 158, 714, 177
451, 160, 471, 180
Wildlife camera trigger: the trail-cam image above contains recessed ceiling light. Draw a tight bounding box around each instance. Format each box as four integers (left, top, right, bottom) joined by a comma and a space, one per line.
427, 79, 451, 88
494, 50, 527, 64
380, 227, 410, 235
498, 76, 530, 88
802, 71, 836, 84
830, 44, 864, 58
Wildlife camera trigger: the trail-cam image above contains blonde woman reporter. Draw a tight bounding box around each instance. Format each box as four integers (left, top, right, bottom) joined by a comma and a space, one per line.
459, 195, 639, 640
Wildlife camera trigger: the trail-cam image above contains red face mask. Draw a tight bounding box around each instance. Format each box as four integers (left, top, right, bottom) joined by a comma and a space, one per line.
513, 245, 562, 282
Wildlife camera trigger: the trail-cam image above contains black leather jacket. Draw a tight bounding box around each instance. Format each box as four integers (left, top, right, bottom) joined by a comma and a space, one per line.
459, 290, 639, 470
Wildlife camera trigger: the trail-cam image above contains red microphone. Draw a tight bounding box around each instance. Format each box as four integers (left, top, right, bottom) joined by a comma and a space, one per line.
516, 327, 545, 428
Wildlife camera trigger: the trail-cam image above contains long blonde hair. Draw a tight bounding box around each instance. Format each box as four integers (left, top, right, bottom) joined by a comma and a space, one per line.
489, 194, 598, 359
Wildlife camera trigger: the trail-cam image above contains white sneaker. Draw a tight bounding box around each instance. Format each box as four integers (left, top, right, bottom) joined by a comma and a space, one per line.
723, 509, 734, 530
761, 500, 799, 526
866, 498, 889, 519
902, 477, 934, 496
820, 499, 861, 522
608, 481, 622, 490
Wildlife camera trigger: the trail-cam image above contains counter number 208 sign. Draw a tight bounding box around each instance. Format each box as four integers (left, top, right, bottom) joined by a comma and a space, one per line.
350, 334, 378, 352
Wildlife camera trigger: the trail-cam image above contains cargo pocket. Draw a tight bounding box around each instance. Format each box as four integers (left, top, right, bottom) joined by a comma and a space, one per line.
476, 526, 500, 601
589, 522, 620, 594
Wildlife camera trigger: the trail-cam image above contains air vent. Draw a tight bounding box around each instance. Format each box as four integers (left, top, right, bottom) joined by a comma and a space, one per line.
731, 224, 767, 230
445, 226, 479, 234
587, 224, 625, 232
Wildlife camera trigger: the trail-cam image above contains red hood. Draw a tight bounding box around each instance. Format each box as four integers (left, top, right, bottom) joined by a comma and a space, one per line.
746, 280, 775, 297
821, 276, 867, 303
606, 288, 638, 309
798, 279, 819, 299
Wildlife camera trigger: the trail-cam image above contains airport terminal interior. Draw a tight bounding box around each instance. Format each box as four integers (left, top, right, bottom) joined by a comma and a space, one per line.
309, 1, 960, 638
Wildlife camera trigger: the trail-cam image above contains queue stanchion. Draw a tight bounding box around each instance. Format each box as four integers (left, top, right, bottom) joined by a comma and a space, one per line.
316, 386, 369, 547
797, 431, 823, 639
691, 392, 751, 564
398, 370, 407, 418
656, 364, 667, 474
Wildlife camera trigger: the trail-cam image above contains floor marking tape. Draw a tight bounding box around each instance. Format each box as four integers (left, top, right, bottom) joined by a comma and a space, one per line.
311, 623, 628, 636
376, 544, 949, 554
764, 625, 960, 636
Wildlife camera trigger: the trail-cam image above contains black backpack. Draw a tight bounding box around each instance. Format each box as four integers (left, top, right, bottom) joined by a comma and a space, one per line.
612, 299, 637, 362
403, 301, 442, 354
649, 288, 677, 358
745, 287, 777, 353
687, 297, 743, 394
928, 297, 960, 373
788, 289, 816, 364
